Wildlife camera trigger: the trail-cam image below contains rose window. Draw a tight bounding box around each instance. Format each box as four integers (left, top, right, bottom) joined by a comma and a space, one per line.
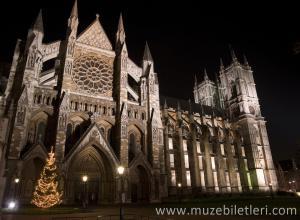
72, 55, 113, 95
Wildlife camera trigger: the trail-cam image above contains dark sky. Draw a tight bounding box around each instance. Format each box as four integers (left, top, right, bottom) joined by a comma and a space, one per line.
0, 0, 299, 161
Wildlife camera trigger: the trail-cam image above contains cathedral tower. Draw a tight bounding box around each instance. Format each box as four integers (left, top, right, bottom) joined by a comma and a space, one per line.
219, 48, 278, 191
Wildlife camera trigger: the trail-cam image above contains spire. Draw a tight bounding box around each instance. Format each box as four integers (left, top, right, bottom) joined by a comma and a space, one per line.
188, 99, 193, 114
214, 72, 220, 85
214, 73, 222, 109
68, 0, 79, 30
194, 74, 198, 87
199, 99, 204, 117
70, 0, 78, 18
33, 10, 43, 33
116, 13, 126, 45
204, 68, 209, 81
243, 54, 249, 66
220, 58, 224, 71
118, 13, 125, 33
177, 101, 181, 111
164, 99, 168, 109
229, 44, 237, 62
143, 41, 153, 62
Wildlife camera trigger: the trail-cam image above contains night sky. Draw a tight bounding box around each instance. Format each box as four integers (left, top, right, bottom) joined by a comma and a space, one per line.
0, 0, 299, 161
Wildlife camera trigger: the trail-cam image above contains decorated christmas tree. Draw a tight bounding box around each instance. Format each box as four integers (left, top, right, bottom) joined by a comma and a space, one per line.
31, 146, 63, 208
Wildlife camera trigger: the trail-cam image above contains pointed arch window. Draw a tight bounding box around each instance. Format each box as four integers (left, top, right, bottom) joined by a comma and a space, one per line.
100, 127, 105, 135
231, 82, 237, 97
37, 95, 42, 104
249, 106, 255, 115
66, 123, 73, 140
129, 133, 136, 162
46, 97, 51, 105
36, 121, 46, 144
75, 124, 81, 137
107, 128, 113, 146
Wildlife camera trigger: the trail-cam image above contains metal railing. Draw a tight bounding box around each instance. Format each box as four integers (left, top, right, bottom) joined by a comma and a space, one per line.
52, 214, 166, 220
97, 214, 163, 220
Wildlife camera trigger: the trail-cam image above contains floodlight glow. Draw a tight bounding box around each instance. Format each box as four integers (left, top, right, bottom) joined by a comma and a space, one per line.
117, 166, 125, 175
8, 201, 16, 209
82, 175, 88, 182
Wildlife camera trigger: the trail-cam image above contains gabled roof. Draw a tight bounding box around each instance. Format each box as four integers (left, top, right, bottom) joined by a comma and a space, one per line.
64, 122, 119, 165
20, 142, 48, 160
77, 16, 112, 50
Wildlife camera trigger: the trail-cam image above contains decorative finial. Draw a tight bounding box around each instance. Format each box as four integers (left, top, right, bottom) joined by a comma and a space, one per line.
194, 74, 198, 87
33, 9, 44, 33
118, 13, 124, 31
164, 99, 168, 109
70, 0, 78, 18
229, 44, 237, 62
220, 58, 224, 70
188, 99, 192, 113
177, 101, 181, 111
243, 54, 249, 66
214, 72, 220, 85
204, 68, 209, 81
116, 12, 126, 45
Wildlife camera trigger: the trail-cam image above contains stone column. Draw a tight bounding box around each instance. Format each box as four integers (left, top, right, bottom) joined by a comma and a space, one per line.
203, 133, 214, 193
190, 124, 201, 191
259, 121, 278, 190
224, 132, 238, 193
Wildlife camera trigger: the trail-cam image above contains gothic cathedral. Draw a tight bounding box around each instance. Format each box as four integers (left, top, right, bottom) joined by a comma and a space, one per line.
0, 1, 278, 205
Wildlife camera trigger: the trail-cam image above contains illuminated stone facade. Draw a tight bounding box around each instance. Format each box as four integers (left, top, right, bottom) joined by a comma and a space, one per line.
0, 1, 277, 205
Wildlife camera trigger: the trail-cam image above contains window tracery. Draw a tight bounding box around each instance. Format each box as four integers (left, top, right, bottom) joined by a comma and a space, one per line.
72, 55, 113, 95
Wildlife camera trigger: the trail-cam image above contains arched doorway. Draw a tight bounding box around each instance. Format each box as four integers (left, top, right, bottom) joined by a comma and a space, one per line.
131, 165, 150, 203
67, 145, 116, 205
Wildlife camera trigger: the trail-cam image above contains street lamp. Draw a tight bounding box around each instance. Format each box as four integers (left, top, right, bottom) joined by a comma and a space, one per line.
82, 175, 88, 209
14, 178, 20, 199
288, 181, 292, 192
9, 177, 20, 210
177, 183, 182, 203
117, 166, 125, 220
82, 175, 88, 182
8, 201, 16, 210
117, 166, 125, 176
292, 180, 296, 192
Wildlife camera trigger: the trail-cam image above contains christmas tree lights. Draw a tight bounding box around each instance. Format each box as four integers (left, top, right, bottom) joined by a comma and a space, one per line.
31, 146, 63, 208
